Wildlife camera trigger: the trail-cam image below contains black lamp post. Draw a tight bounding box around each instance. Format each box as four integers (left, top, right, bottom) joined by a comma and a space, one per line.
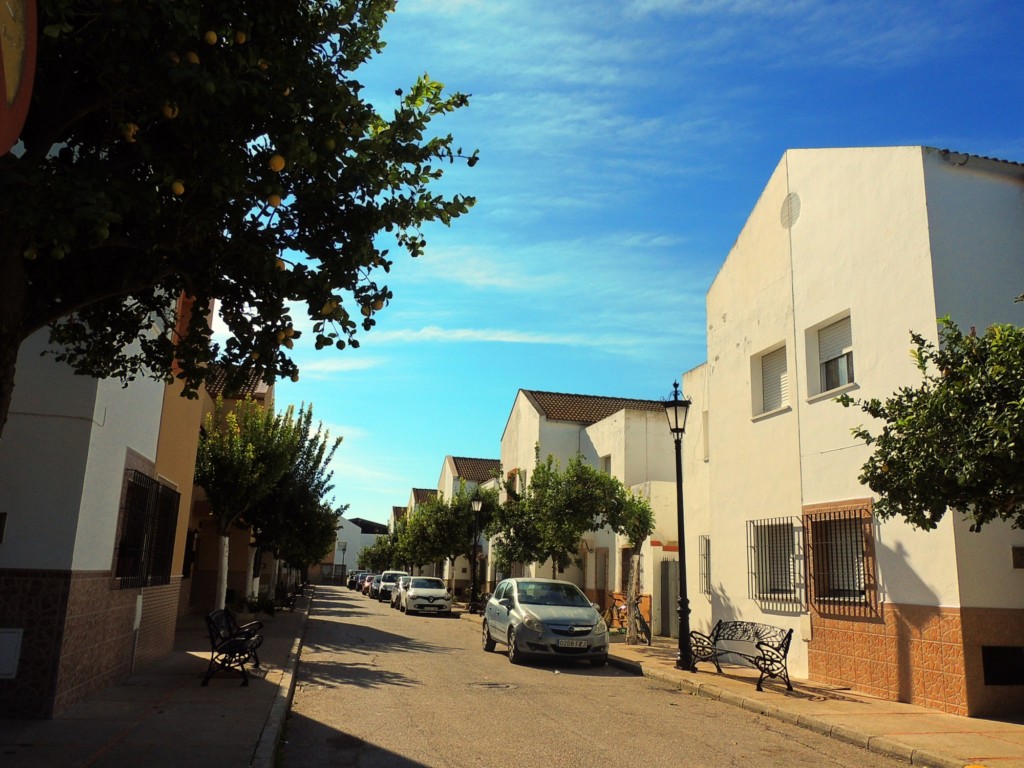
469, 495, 484, 614
664, 381, 694, 671
340, 541, 347, 581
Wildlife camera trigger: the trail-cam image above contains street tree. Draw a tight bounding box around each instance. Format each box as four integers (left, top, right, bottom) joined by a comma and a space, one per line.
0, 0, 476, 437
248, 405, 343, 587
415, 484, 497, 592
840, 317, 1024, 531
194, 397, 302, 609
488, 450, 654, 590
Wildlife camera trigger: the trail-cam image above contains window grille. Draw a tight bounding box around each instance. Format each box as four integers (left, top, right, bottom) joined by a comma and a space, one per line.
818, 317, 854, 392
805, 504, 878, 618
114, 470, 180, 589
746, 517, 804, 611
761, 346, 788, 412
698, 535, 711, 597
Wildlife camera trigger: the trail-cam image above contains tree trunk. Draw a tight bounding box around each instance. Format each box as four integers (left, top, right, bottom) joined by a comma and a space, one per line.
216, 534, 230, 610
245, 545, 257, 601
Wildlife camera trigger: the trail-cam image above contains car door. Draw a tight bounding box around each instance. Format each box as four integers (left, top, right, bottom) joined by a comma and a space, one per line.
487, 581, 510, 639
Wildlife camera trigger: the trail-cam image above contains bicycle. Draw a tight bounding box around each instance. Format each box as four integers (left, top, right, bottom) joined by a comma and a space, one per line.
601, 598, 629, 633
629, 600, 652, 646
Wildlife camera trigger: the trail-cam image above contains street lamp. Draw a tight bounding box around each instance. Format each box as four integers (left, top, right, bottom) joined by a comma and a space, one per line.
340, 541, 347, 581
664, 381, 694, 672
469, 495, 484, 614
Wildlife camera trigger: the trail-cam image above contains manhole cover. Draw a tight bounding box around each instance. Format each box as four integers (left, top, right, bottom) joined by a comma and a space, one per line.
470, 682, 517, 690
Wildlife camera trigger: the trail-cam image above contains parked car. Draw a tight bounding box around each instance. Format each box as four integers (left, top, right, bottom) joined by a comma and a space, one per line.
402, 576, 453, 616
377, 570, 410, 602
359, 573, 377, 595
347, 571, 366, 590
482, 578, 608, 667
367, 575, 383, 598
390, 576, 411, 609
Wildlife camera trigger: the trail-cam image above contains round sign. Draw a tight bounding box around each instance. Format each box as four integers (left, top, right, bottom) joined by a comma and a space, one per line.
0, 0, 37, 155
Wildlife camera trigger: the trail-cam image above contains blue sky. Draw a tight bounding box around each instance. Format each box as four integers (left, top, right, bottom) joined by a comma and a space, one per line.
274, 0, 1024, 524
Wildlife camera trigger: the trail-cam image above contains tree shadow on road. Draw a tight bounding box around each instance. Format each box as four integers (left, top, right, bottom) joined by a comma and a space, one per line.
281, 709, 431, 768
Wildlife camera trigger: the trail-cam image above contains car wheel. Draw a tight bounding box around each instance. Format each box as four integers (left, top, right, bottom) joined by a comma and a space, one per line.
507, 627, 522, 664
482, 621, 496, 652
591, 654, 608, 668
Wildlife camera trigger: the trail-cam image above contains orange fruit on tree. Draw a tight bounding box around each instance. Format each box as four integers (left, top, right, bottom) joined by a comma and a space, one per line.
170, 180, 185, 196
267, 194, 282, 208
235, 30, 247, 45
204, 31, 218, 45
185, 51, 200, 65
268, 154, 286, 172
161, 101, 179, 119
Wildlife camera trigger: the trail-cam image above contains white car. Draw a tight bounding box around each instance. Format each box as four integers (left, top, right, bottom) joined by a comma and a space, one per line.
401, 577, 453, 615
390, 575, 411, 609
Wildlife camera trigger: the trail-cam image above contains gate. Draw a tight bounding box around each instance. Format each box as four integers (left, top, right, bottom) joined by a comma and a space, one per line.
660, 560, 679, 638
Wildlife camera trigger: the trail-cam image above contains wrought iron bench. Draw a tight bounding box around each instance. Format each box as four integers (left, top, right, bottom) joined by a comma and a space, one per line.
202, 609, 264, 686
690, 619, 793, 692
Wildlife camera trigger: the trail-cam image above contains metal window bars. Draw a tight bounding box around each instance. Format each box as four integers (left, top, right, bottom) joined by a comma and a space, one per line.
746, 517, 805, 612
804, 505, 878, 618
698, 535, 711, 598
114, 470, 180, 589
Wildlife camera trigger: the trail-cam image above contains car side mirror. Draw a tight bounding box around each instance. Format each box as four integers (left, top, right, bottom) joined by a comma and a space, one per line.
498, 598, 513, 611
591, 602, 600, 611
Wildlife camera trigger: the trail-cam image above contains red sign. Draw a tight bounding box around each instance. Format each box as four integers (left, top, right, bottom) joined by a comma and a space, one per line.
0, 0, 37, 155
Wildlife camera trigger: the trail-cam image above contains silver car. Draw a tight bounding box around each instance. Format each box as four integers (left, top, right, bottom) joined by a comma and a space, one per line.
482, 578, 608, 667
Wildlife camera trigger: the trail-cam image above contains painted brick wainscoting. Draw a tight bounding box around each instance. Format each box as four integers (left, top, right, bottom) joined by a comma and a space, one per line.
810, 603, 1024, 717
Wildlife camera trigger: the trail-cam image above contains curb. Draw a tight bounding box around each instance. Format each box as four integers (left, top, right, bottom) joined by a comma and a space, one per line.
250, 591, 313, 768
620, 658, 965, 768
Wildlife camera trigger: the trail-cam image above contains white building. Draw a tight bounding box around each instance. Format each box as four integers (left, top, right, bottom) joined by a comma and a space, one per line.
496, 389, 680, 633
436, 455, 499, 592
683, 146, 1024, 717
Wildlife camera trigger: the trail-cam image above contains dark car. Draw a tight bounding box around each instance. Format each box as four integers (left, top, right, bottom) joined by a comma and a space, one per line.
368, 575, 383, 599
347, 571, 366, 589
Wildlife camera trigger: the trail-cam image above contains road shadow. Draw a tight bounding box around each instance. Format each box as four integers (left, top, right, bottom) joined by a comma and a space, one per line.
281, 709, 430, 768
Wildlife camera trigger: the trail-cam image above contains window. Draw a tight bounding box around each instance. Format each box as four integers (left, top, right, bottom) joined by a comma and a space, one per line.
805, 501, 877, 617
698, 535, 711, 597
818, 316, 854, 392
746, 517, 803, 610
114, 470, 180, 589
761, 346, 788, 412
600, 455, 611, 475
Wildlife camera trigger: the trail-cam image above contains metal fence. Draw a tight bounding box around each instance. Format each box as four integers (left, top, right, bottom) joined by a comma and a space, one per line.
114, 470, 180, 589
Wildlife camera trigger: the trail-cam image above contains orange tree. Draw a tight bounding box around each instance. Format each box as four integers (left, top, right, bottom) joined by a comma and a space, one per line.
0, 0, 476, 436
840, 317, 1024, 532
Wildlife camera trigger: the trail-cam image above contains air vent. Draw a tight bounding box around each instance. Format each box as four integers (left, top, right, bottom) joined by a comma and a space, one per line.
781, 193, 801, 228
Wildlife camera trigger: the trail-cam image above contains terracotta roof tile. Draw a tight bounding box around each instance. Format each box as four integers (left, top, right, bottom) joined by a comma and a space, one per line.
523, 389, 665, 425
412, 488, 437, 504
451, 457, 500, 483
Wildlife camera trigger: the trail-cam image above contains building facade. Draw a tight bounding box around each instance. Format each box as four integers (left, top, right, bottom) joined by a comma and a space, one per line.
682, 146, 1024, 717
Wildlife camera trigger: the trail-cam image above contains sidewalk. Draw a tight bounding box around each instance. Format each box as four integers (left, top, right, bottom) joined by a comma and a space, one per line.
0, 594, 310, 768
601, 631, 1024, 768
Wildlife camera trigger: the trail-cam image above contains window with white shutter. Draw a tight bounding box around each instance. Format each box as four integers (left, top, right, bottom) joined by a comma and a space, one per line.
818, 316, 854, 392
760, 346, 788, 412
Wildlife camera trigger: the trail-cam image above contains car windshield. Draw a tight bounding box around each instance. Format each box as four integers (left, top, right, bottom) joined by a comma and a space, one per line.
411, 578, 444, 589
516, 582, 590, 607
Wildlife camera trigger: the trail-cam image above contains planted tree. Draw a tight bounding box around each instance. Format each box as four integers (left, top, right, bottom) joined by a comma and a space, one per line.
248, 405, 343, 589
0, 0, 476, 438
194, 397, 302, 609
840, 317, 1024, 531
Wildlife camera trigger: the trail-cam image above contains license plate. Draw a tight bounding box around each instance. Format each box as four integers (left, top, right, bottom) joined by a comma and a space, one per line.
557, 639, 588, 648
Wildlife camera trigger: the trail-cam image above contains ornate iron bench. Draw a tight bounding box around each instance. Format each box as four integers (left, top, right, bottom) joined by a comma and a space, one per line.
690, 619, 793, 692
202, 609, 264, 686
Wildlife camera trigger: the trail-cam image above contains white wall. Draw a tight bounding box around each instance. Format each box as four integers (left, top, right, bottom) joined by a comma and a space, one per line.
0, 331, 162, 570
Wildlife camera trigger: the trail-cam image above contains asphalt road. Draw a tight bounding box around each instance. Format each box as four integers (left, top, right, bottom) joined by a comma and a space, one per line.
281, 585, 905, 768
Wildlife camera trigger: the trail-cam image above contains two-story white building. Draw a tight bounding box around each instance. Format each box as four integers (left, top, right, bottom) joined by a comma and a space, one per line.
496, 389, 681, 633
682, 146, 1024, 717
